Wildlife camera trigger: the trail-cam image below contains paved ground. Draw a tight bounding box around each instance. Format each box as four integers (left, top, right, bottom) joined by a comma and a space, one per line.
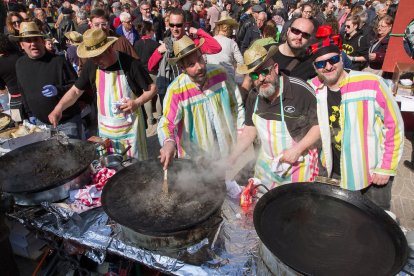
392, 136, 414, 230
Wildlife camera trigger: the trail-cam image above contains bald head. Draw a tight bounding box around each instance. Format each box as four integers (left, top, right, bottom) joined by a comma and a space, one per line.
286, 18, 315, 51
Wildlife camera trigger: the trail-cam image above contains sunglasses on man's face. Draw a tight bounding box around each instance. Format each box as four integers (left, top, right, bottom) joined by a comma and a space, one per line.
169, 23, 183, 28
290, 26, 311, 40
249, 66, 272, 81
314, 55, 341, 69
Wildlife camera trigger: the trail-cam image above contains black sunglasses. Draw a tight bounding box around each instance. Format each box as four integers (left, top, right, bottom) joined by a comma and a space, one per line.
12, 20, 21, 25
169, 23, 183, 28
249, 66, 272, 81
314, 55, 341, 69
345, 25, 351, 29
290, 26, 311, 39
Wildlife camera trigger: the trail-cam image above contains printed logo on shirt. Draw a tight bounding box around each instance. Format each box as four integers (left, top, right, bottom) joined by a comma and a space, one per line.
284, 106, 295, 113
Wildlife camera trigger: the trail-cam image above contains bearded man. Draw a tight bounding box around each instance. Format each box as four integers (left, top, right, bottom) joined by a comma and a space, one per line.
228, 44, 320, 190
307, 31, 403, 210
158, 36, 244, 169
275, 17, 316, 81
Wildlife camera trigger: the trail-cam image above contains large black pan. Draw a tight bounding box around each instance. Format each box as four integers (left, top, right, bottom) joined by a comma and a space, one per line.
102, 159, 226, 235
253, 182, 408, 276
0, 139, 96, 194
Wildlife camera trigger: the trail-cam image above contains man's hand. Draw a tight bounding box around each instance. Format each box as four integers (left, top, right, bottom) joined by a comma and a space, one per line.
280, 146, 303, 164
368, 53, 376, 61
48, 108, 63, 127
371, 173, 390, 185
188, 27, 198, 35
42, 85, 58, 97
159, 141, 176, 170
120, 98, 139, 113
157, 43, 167, 54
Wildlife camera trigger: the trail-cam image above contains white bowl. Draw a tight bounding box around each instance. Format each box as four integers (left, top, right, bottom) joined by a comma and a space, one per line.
400, 79, 413, 86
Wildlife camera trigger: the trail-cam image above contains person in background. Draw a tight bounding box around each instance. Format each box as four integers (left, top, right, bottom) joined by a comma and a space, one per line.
116, 12, 139, 45
5, 12, 23, 36
241, 11, 267, 54
206, 0, 221, 33
133, 1, 164, 42
158, 36, 244, 169
75, 10, 89, 34
134, 21, 162, 125
34, 8, 56, 38
48, 28, 156, 159
308, 33, 404, 210
64, 31, 83, 73
342, 15, 369, 71
148, 8, 221, 107
364, 15, 393, 76
206, 15, 243, 82
229, 44, 320, 190
0, 33, 24, 122
315, 1, 334, 26
44, 37, 57, 54
15, 22, 82, 138
109, 2, 122, 28
336, 0, 351, 29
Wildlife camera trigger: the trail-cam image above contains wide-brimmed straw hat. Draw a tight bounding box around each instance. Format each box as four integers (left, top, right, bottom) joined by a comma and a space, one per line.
167, 35, 205, 65
64, 31, 83, 45
12, 22, 45, 39
77, 28, 117, 58
215, 15, 238, 27
237, 44, 278, 75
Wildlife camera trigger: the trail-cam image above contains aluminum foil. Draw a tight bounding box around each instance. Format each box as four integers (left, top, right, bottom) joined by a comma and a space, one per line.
8, 197, 261, 275
8, 197, 413, 275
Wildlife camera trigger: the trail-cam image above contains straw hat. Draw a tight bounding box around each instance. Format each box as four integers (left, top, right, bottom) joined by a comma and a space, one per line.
167, 35, 205, 65
237, 44, 278, 75
215, 15, 239, 27
64, 31, 83, 45
12, 21, 44, 39
77, 28, 118, 59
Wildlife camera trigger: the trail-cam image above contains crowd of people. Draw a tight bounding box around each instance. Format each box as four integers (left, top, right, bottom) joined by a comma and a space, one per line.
0, 0, 410, 212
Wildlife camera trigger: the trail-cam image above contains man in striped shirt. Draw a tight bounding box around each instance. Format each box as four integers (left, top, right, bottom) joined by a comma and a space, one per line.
308, 32, 404, 210
158, 36, 244, 169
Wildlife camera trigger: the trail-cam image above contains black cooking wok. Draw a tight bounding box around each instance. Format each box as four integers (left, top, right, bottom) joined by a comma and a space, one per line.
102, 159, 226, 235
253, 182, 408, 276
0, 139, 96, 194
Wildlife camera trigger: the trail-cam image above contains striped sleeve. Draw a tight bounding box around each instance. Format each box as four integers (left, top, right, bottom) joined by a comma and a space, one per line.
157, 79, 183, 146
374, 76, 404, 175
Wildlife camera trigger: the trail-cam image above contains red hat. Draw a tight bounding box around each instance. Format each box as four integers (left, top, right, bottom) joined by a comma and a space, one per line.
308, 26, 342, 59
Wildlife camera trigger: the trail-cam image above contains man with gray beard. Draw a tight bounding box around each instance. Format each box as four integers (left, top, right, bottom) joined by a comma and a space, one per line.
228, 44, 320, 190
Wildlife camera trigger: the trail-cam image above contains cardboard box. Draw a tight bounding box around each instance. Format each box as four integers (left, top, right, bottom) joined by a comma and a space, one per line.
0, 125, 50, 155
392, 63, 414, 94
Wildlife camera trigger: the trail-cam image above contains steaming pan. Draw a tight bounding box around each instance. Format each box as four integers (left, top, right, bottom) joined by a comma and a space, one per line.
253, 182, 408, 276
0, 139, 96, 194
102, 159, 225, 234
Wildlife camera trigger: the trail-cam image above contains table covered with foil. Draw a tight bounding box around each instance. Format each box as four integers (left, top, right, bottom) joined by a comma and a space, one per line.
7, 197, 264, 275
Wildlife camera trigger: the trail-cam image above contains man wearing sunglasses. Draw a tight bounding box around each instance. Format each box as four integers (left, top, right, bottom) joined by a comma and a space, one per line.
275, 18, 316, 81
148, 8, 221, 106
308, 33, 404, 210
228, 44, 320, 190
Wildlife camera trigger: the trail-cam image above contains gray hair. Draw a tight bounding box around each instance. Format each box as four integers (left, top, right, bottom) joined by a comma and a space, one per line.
76, 10, 88, 20
374, 3, 386, 12
119, 12, 131, 22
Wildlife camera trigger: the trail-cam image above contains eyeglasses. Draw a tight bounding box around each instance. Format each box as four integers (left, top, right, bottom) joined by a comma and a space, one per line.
314, 55, 341, 69
249, 66, 272, 81
290, 27, 311, 39
141, 7, 151, 11
169, 23, 183, 28
303, 10, 312, 13
12, 20, 21, 25
123, 21, 132, 24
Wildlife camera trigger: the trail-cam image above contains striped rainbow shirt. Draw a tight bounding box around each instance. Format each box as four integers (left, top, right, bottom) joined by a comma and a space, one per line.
309, 70, 404, 191
157, 64, 245, 159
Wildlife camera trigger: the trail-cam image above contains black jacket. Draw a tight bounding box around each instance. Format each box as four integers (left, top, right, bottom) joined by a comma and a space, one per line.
241, 24, 261, 54
236, 13, 255, 46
